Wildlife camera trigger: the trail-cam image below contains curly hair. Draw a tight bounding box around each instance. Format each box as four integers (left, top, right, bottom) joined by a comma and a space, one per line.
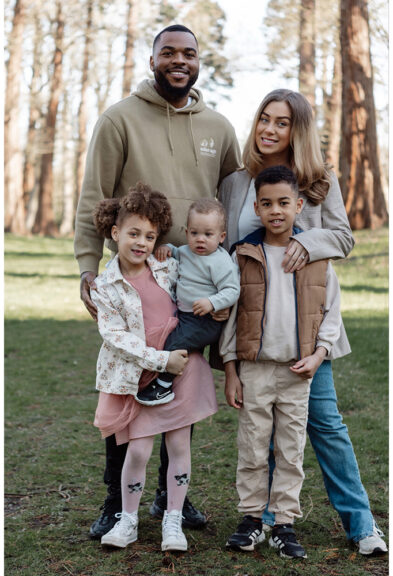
242, 89, 331, 205
93, 182, 172, 242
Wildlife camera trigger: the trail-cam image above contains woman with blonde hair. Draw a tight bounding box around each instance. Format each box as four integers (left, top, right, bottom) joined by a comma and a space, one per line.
219, 88, 387, 556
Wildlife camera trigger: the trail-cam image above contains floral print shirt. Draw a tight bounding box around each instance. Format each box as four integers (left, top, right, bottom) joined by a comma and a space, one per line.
91, 254, 178, 395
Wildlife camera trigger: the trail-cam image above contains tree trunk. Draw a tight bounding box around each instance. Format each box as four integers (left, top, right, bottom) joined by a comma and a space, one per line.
339, 0, 388, 229
59, 93, 76, 236
324, 41, 342, 169
4, 0, 26, 234
33, 1, 64, 235
122, 0, 138, 99
75, 0, 93, 209
23, 11, 42, 233
299, 0, 316, 109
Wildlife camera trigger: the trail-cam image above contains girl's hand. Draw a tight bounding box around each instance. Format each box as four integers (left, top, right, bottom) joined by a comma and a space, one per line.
166, 349, 188, 375
290, 347, 327, 379
155, 245, 172, 261
193, 298, 214, 316
211, 307, 230, 321
282, 239, 309, 273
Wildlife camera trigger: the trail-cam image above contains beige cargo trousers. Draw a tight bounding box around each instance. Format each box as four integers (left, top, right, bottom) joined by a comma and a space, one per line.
236, 360, 311, 524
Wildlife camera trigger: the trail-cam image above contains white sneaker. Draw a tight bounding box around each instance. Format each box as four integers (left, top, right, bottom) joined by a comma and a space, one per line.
358, 522, 387, 555
161, 509, 188, 552
101, 511, 138, 548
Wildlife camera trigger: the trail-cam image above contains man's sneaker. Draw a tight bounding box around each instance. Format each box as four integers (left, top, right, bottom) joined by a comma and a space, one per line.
269, 524, 307, 558
101, 511, 138, 548
136, 381, 175, 406
162, 509, 188, 551
150, 489, 207, 529
358, 522, 388, 555
89, 493, 122, 539
226, 515, 265, 551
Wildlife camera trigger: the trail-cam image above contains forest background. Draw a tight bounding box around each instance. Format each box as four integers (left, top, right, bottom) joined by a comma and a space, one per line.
4, 1, 389, 574
3, 0, 389, 237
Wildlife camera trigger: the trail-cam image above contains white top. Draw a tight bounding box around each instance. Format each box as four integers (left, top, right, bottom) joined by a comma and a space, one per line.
237, 178, 261, 240
259, 244, 298, 362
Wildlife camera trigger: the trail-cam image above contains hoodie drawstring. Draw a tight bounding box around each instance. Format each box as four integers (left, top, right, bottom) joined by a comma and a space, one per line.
189, 112, 199, 166
166, 103, 174, 156
165, 103, 199, 166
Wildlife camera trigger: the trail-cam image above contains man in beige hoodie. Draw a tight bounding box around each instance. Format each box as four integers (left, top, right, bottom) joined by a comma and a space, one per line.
74, 24, 241, 540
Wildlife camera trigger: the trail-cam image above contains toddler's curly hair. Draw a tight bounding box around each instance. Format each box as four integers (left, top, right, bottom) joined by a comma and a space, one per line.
93, 182, 172, 241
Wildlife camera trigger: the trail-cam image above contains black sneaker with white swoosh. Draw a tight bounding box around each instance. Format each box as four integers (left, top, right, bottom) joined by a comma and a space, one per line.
136, 380, 175, 406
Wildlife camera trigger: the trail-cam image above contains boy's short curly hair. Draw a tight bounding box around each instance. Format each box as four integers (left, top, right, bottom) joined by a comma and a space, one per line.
187, 198, 227, 232
93, 182, 172, 241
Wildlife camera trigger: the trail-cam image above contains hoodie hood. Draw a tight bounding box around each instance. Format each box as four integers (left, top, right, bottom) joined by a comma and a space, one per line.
133, 79, 206, 161
134, 79, 206, 114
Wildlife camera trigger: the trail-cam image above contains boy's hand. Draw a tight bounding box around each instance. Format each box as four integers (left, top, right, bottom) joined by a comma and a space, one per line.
224, 361, 243, 409
166, 350, 188, 375
211, 306, 230, 321
290, 347, 327, 379
193, 298, 214, 316
155, 245, 172, 261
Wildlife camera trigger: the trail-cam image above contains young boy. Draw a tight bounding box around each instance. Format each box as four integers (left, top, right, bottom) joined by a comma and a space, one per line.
136, 198, 240, 406
220, 165, 344, 559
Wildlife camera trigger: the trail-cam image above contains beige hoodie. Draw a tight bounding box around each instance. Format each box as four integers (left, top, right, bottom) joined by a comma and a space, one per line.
74, 79, 241, 274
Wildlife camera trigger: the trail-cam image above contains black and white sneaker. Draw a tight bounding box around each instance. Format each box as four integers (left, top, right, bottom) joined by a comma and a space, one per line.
269, 524, 307, 558
226, 515, 265, 551
136, 380, 175, 406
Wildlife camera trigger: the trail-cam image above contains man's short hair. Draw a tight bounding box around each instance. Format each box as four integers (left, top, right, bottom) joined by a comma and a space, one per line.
153, 25, 198, 50
255, 165, 299, 197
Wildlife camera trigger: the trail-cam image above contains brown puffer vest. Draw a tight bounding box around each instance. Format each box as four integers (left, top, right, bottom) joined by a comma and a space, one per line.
235, 242, 328, 362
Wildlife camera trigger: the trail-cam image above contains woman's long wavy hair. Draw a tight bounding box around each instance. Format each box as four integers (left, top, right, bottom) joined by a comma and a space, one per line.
242, 89, 331, 205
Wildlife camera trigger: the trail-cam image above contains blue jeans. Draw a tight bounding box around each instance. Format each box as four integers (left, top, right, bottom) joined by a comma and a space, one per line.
262, 360, 374, 541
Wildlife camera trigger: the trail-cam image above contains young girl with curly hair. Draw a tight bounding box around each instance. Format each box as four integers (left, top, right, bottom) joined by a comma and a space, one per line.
91, 182, 217, 553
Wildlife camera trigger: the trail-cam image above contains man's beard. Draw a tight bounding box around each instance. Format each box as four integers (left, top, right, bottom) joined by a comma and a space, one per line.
154, 69, 199, 100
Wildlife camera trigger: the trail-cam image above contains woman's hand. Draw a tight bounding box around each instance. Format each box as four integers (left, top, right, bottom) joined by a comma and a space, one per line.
166, 349, 188, 375
282, 239, 309, 273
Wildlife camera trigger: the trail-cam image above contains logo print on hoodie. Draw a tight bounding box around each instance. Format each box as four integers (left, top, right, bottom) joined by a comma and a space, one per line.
200, 138, 217, 158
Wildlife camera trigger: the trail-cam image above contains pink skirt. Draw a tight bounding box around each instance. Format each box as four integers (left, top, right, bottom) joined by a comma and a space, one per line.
94, 317, 217, 444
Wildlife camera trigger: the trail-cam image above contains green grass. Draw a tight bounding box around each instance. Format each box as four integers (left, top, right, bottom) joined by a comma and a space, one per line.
4, 229, 388, 576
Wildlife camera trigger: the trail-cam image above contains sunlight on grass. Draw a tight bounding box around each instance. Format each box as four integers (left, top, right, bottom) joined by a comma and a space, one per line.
4, 229, 388, 576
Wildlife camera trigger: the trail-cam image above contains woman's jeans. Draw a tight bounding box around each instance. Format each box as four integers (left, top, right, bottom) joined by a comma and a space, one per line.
262, 360, 374, 542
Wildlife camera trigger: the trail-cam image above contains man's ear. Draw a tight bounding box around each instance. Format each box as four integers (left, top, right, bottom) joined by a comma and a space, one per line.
149, 55, 154, 72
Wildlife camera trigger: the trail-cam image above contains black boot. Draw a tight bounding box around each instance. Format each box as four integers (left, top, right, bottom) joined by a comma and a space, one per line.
90, 435, 127, 539
89, 488, 122, 539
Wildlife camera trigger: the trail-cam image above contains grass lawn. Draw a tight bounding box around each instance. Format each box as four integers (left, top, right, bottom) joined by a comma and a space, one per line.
4, 229, 388, 576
